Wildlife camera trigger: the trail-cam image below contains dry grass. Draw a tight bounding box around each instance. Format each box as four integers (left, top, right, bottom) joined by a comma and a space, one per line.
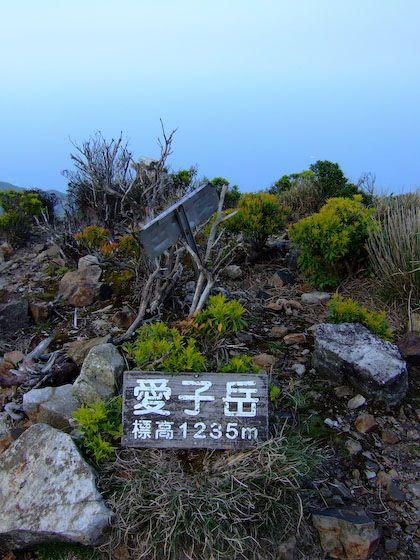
366, 202, 420, 304
98, 430, 322, 560
278, 179, 324, 222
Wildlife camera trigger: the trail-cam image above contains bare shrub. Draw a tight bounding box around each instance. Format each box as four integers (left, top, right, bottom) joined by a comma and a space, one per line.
367, 195, 420, 301
99, 433, 322, 560
277, 176, 324, 221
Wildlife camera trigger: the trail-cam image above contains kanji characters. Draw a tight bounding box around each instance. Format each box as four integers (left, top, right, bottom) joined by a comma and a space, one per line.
178, 380, 215, 415
133, 379, 171, 416
132, 419, 152, 439
155, 421, 174, 440
223, 381, 259, 417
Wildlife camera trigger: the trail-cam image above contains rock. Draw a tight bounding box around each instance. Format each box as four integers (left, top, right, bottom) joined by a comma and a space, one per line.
0, 361, 26, 388
256, 289, 272, 300
269, 325, 289, 338
72, 343, 124, 404
347, 394, 366, 410
0, 412, 12, 439
385, 538, 399, 554
3, 351, 24, 366
284, 333, 306, 345
334, 386, 353, 398
312, 506, 379, 560
49, 362, 80, 386
78, 255, 99, 270
58, 265, 105, 307
284, 249, 299, 270
0, 424, 112, 549
388, 482, 405, 502
0, 242, 13, 258
112, 308, 136, 330
23, 385, 80, 432
67, 335, 111, 367
236, 331, 253, 344
408, 483, 420, 497
291, 363, 306, 376
398, 331, 420, 365
29, 300, 51, 324
0, 294, 29, 337
223, 265, 243, 280
345, 439, 363, 456
251, 353, 276, 368
270, 270, 294, 287
381, 429, 399, 444
313, 323, 408, 406
355, 414, 378, 433
277, 535, 296, 559
301, 291, 331, 305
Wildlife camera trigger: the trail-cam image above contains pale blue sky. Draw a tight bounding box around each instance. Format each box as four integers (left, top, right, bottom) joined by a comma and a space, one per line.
1, 0, 419, 194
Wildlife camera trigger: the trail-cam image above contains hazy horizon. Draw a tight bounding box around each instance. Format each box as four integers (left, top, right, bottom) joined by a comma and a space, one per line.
1, 0, 419, 196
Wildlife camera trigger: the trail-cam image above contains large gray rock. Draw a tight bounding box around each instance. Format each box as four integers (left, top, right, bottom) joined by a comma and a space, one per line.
0, 424, 112, 550
0, 294, 29, 337
72, 343, 124, 404
313, 323, 408, 406
23, 384, 80, 432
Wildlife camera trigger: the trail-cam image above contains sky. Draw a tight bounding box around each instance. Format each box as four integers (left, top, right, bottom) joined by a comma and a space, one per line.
1, 0, 419, 195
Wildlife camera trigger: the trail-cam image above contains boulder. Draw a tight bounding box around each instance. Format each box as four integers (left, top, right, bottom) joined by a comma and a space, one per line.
0, 294, 29, 337
0, 424, 112, 549
58, 265, 105, 307
270, 270, 294, 287
67, 335, 111, 367
23, 384, 80, 432
29, 300, 51, 324
72, 343, 124, 404
78, 255, 99, 270
312, 506, 380, 560
313, 323, 408, 406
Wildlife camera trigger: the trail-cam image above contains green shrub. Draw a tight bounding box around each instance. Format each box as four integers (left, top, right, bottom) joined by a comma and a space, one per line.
0, 189, 43, 244
74, 224, 110, 250
193, 293, 247, 337
72, 396, 122, 467
289, 195, 373, 288
327, 295, 393, 341
123, 322, 205, 372
367, 198, 420, 301
218, 354, 258, 373
226, 192, 289, 249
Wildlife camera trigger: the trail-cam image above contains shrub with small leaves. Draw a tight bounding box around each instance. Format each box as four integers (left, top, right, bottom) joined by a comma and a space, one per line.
192, 293, 247, 337
123, 322, 205, 372
0, 190, 44, 244
225, 192, 289, 249
72, 396, 122, 467
218, 354, 258, 373
327, 295, 393, 341
289, 195, 373, 289
74, 225, 110, 250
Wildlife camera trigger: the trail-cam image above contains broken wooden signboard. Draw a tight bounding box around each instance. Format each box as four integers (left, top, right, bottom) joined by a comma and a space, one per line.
122, 371, 268, 449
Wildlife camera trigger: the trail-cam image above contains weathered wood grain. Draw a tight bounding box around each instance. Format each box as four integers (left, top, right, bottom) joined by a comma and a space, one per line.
122, 371, 268, 449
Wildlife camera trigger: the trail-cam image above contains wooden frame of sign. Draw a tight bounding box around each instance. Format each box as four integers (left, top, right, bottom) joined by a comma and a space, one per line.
122, 371, 268, 449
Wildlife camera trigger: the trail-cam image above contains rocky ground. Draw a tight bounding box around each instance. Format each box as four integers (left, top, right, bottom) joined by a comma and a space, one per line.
1, 232, 420, 560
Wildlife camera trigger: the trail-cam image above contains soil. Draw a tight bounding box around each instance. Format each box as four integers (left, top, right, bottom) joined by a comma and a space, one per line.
1, 232, 420, 560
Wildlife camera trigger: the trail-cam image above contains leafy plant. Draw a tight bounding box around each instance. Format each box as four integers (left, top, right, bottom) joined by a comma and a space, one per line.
269, 383, 281, 408
123, 322, 205, 372
192, 293, 247, 337
72, 396, 122, 467
225, 192, 289, 250
289, 195, 374, 288
327, 295, 393, 341
218, 354, 258, 373
74, 225, 110, 250
0, 189, 44, 244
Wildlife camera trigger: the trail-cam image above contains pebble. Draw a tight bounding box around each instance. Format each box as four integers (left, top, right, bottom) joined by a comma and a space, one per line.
408, 483, 420, 497
334, 385, 353, 398
365, 470, 377, 480
347, 394, 366, 409
381, 429, 399, 444
324, 418, 340, 429
385, 538, 399, 553
283, 333, 306, 345
345, 438, 362, 456
291, 363, 306, 376
355, 413, 378, 433
388, 482, 406, 502
251, 353, 276, 368
269, 326, 288, 338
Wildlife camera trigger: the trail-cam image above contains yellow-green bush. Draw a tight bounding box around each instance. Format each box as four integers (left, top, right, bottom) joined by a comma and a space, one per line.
74, 225, 110, 250
327, 295, 393, 341
226, 192, 289, 249
0, 190, 43, 244
289, 196, 373, 288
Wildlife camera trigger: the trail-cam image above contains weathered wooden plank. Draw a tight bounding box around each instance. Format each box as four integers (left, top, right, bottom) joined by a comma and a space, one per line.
122, 371, 268, 449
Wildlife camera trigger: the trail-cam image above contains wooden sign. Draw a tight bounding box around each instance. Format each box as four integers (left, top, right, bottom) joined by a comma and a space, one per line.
122, 371, 268, 449
139, 183, 219, 260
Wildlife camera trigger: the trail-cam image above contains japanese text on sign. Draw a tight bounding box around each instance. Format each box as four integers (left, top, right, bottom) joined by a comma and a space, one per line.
122, 372, 268, 449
